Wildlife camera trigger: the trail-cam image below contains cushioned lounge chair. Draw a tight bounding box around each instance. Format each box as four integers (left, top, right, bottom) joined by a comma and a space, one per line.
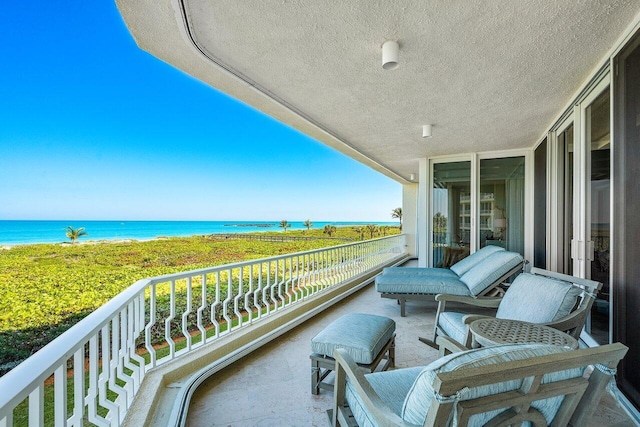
376, 247, 524, 317
421, 267, 602, 350
331, 341, 627, 427
381, 244, 505, 278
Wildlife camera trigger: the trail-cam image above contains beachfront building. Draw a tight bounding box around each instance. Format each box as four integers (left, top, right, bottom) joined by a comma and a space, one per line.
2, 2, 640, 426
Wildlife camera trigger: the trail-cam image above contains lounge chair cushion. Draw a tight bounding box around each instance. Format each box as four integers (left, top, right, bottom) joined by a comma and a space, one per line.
401, 344, 583, 426
375, 275, 471, 296
345, 367, 424, 427
381, 266, 458, 278
496, 273, 583, 322
311, 313, 395, 364
460, 251, 524, 296
450, 245, 505, 276
437, 312, 468, 345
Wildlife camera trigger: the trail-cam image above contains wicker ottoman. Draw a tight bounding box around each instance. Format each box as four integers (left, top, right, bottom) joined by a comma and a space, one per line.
310, 313, 395, 395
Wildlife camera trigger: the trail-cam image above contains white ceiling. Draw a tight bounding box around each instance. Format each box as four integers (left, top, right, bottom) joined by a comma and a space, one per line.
115, 0, 640, 183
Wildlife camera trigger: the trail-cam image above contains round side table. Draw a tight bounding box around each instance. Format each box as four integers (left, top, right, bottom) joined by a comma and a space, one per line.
469, 318, 579, 349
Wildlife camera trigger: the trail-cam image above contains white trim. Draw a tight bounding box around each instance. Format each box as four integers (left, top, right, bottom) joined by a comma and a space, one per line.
471, 153, 478, 254
418, 158, 429, 267
427, 155, 472, 267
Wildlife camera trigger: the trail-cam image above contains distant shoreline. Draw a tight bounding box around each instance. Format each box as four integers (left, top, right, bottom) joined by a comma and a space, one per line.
0, 221, 401, 248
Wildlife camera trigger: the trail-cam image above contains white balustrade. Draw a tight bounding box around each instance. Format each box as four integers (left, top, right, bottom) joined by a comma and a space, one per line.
0, 235, 405, 426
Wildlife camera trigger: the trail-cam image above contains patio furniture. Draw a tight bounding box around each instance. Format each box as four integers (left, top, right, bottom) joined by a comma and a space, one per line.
381, 244, 504, 278
376, 248, 524, 317
311, 313, 395, 395
331, 341, 628, 427
420, 267, 602, 351
468, 318, 579, 349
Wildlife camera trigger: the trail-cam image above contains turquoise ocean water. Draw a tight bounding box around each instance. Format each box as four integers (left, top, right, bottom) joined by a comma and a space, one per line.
0, 220, 399, 246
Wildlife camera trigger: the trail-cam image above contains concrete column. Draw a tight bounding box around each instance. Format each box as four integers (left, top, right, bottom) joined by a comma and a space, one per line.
401, 183, 418, 257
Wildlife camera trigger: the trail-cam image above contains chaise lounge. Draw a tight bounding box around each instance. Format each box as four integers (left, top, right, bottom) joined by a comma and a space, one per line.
376, 245, 524, 316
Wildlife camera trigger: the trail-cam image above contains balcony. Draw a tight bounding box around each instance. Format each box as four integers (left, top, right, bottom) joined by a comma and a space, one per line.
184, 276, 634, 427
0, 234, 635, 426
0, 236, 408, 426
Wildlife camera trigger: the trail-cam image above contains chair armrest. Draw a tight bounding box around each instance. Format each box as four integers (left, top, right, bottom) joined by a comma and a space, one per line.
542, 309, 590, 339
462, 314, 492, 325
436, 336, 468, 354
332, 348, 412, 426
435, 294, 502, 308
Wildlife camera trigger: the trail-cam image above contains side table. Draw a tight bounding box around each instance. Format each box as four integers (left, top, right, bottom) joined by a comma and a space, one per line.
469, 318, 578, 349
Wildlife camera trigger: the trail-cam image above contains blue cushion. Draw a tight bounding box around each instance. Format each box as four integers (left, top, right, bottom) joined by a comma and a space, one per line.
375, 274, 471, 296
401, 344, 583, 426
345, 367, 423, 427
437, 312, 468, 345
450, 245, 505, 276
496, 273, 582, 322
311, 313, 395, 364
460, 251, 523, 296
382, 266, 458, 278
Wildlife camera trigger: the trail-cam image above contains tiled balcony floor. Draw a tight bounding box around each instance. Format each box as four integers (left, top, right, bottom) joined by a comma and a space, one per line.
186, 275, 636, 426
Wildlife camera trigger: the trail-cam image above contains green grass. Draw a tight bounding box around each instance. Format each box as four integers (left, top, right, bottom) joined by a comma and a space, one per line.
3, 226, 400, 425
0, 226, 399, 368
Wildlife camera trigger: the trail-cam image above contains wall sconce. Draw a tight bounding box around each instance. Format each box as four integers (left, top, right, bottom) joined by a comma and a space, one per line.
422, 124, 433, 138
382, 40, 399, 70
409, 173, 416, 181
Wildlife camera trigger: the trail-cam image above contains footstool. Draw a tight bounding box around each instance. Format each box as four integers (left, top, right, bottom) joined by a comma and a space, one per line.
310, 313, 395, 395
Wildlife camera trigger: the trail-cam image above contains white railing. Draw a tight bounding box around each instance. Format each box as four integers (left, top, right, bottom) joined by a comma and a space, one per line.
0, 235, 405, 427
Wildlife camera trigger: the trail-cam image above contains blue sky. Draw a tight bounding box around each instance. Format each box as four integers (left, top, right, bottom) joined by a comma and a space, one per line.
0, 1, 401, 222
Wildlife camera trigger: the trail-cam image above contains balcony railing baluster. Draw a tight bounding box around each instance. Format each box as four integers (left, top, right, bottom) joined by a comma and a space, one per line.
0, 235, 405, 426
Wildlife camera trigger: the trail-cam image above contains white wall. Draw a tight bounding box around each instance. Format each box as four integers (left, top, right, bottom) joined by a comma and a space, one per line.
401, 183, 418, 257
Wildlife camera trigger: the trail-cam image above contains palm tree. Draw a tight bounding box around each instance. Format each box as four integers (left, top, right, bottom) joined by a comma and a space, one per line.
353, 227, 366, 241
279, 220, 289, 232
366, 224, 378, 239
64, 226, 88, 243
391, 207, 403, 230
303, 219, 313, 231
323, 225, 337, 237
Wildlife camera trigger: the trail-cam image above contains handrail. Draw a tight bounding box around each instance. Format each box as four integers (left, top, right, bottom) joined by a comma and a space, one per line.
0, 234, 406, 426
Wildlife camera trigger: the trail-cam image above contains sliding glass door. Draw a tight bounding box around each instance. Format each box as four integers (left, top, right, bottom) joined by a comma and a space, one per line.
430, 155, 528, 267
584, 84, 611, 344
551, 76, 611, 344
431, 161, 471, 267
479, 157, 525, 254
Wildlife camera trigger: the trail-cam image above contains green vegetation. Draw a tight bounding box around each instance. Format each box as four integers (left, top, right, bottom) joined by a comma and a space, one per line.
64, 225, 88, 243
0, 226, 400, 369
391, 207, 402, 230
323, 224, 337, 237
279, 219, 289, 231
303, 219, 313, 231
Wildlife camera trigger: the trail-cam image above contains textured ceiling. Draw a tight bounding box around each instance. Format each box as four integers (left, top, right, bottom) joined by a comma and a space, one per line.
115, 0, 640, 183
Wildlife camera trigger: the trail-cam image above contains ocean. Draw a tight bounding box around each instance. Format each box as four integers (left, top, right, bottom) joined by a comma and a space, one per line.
0, 220, 399, 246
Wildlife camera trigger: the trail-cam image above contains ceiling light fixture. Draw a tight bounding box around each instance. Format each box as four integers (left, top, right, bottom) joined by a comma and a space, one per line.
422, 124, 433, 138
382, 40, 399, 70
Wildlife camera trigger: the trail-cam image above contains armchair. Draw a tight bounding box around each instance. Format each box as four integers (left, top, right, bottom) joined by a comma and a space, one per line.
420, 267, 602, 351
332, 341, 627, 426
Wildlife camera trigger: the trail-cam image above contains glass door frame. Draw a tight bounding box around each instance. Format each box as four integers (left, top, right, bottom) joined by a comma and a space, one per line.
579, 76, 612, 345
476, 151, 533, 261
427, 155, 477, 268
549, 114, 576, 274
426, 151, 532, 268
578, 76, 611, 281
549, 72, 611, 344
